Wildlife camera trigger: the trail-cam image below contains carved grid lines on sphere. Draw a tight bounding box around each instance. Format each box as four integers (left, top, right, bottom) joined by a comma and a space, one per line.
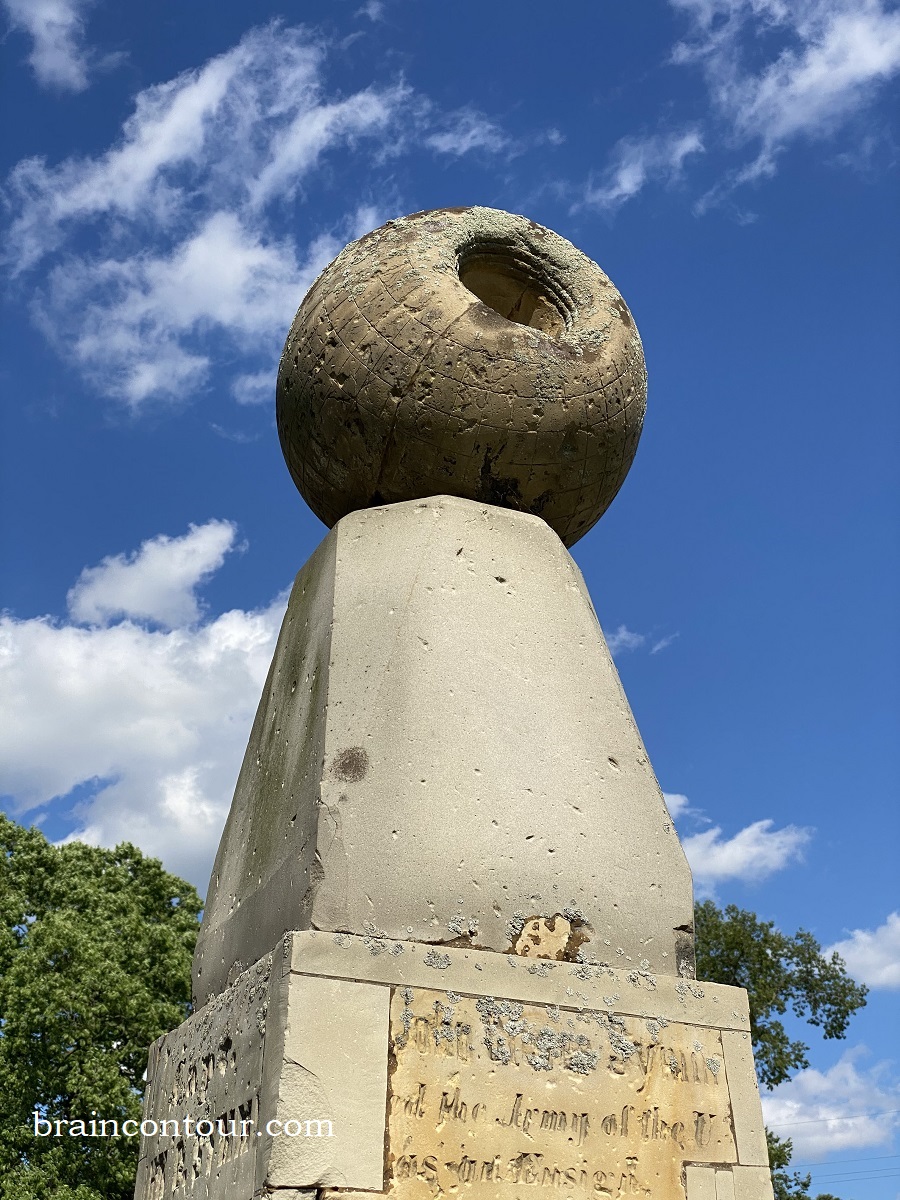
276, 207, 647, 547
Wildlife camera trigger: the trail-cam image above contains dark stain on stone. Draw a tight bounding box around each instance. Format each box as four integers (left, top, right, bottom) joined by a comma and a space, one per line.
470, 302, 514, 330
477, 447, 524, 510
384, 1014, 400, 1184
545, 337, 580, 362
331, 746, 369, 783
529, 489, 553, 515
562, 918, 594, 963
674, 924, 696, 979
444, 933, 489, 951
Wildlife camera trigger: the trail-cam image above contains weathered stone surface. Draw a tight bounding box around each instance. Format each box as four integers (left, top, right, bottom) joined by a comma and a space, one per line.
276, 207, 647, 548
720, 1032, 769, 1167
193, 496, 693, 1008
366, 986, 736, 1199
686, 1165, 771, 1200
139, 196, 777, 1200
136, 935, 772, 1200
268, 973, 388, 1190
135, 953, 274, 1199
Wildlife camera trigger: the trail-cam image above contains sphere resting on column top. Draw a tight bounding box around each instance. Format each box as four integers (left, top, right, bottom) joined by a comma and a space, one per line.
276, 206, 647, 547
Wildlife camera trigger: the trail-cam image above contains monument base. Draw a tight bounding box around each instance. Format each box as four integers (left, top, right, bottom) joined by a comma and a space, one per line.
136, 934, 773, 1200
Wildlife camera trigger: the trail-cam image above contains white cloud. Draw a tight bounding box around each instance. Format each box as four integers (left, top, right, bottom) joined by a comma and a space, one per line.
576, 0, 899, 211
661, 789, 810, 888
47, 205, 383, 409
5, 27, 284, 272
426, 110, 510, 157
40, 212, 322, 408
663, 792, 693, 819
581, 130, 704, 211
763, 1047, 900, 1157
670, 0, 900, 183
247, 84, 409, 209
827, 912, 900, 989
683, 817, 811, 888
605, 624, 679, 657
67, 521, 239, 628
3, 0, 94, 91
231, 369, 275, 406
605, 624, 647, 655
3, 22, 504, 410
651, 632, 680, 654
0, 522, 286, 886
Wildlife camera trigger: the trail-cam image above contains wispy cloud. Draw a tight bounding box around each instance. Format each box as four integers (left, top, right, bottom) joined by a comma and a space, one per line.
580, 129, 704, 211
671, 0, 900, 193
605, 624, 647, 656
4, 26, 393, 276
651, 632, 680, 654
826, 912, 900, 989
0, 522, 286, 886
662, 792, 693, 819
356, 1, 385, 20
604, 623, 680, 657
2, 0, 95, 91
231, 369, 275, 407
3, 24, 504, 412
426, 109, 510, 157
763, 1047, 900, 1156
36, 210, 348, 409
582, 1, 900, 214
245, 86, 408, 209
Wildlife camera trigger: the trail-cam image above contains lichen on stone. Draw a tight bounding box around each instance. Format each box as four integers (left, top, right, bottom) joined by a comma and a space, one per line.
423, 949, 451, 970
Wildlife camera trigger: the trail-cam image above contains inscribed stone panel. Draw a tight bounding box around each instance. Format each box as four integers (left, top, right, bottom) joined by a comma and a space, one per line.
330, 985, 738, 1200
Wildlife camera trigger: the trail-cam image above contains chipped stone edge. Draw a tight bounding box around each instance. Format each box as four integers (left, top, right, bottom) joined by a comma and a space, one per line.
721, 1030, 770, 1167
686, 1164, 773, 1200
289, 932, 751, 1032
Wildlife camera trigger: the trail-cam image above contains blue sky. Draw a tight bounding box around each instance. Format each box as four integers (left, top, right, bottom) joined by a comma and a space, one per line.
1, 0, 898, 1192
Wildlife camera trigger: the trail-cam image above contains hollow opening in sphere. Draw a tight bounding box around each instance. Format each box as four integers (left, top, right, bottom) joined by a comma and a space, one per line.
458, 241, 569, 336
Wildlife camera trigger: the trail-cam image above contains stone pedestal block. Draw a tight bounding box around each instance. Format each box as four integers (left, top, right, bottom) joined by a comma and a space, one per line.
136, 933, 773, 1200
193, 496, 694, 1009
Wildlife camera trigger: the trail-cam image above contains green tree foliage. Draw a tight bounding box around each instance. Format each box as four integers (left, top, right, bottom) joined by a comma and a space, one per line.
0, 814, 202, 1200
765, 1129, 840, 1200
697, 900, 868, 1200
767, 1129, 813, 1200
0, 823, 870, 1200
694, 899, 867, 1089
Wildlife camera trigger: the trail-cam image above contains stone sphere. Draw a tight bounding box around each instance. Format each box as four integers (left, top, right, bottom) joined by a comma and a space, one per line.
276, 206, 646, 547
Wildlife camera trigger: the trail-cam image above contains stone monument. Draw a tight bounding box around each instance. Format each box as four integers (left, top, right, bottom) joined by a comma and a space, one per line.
135, 207, 774, 1200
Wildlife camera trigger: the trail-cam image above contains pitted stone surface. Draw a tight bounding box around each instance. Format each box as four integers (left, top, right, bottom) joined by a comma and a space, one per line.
193, 497, 693, 1008
136, 937, 772, 1200
277, 207, 646, 547
369, 984, 739, 1199
135, 954, 274, 1199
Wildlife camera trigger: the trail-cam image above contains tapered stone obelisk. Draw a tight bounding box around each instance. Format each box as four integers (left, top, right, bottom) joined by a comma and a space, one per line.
135, 208, 773, 1200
